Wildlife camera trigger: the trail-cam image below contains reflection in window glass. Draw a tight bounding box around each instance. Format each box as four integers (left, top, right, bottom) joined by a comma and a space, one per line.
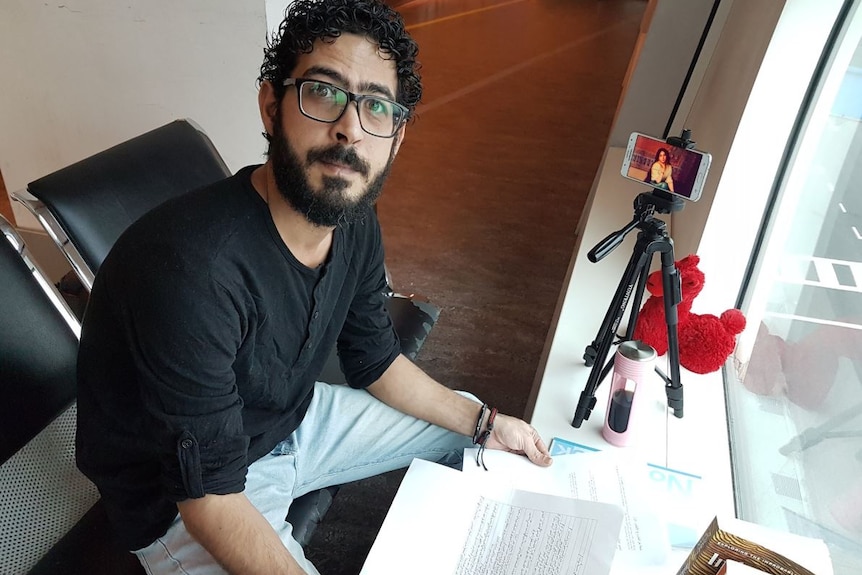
730, 5, 862, 574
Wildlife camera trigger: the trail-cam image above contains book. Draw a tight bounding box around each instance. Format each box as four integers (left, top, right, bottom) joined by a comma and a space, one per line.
718, 560, 770, 574
676, 515, 833, 575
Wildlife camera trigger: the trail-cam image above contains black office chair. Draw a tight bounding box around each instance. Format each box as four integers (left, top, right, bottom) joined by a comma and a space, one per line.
0, 215, 144, 575
14, 120, 230, 291
13, 118, 440, 547
14, 119, 439, 366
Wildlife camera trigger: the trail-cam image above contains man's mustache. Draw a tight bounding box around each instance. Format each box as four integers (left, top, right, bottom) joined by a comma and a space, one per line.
307, 146, 370, 177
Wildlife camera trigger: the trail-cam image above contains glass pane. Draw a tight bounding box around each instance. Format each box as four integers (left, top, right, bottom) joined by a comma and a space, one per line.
729, 5, 862, 574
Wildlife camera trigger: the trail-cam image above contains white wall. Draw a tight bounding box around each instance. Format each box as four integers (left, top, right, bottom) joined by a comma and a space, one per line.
684, 0, 847, 349
0, 1, 268, 231
265, 0, 294, 39
668, 0, 788, 264
577, 0, 718, 241
608, 0, 718, 148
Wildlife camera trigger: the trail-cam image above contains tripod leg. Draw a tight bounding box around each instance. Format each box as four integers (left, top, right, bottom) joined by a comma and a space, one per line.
584, 241, 649, 367
659, 248, 684, 417
622, 255, 651, 342
574, 239, 651, 428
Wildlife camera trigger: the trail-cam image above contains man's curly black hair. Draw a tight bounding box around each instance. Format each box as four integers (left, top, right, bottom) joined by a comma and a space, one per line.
258, 0, 422, 116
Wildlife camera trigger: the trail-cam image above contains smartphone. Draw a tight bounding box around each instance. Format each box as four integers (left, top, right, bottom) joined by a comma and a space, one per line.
621, 132, 712, 202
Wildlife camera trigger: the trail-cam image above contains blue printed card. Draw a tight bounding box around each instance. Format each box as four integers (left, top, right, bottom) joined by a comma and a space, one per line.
548, 437, 708, 548
548, 436, 600, 455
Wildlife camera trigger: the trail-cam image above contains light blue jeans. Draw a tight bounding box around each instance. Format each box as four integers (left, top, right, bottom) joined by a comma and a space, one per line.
134, 381, 477, 574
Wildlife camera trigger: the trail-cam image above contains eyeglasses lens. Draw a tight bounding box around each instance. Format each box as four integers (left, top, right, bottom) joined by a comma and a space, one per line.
298, 81, 403, 137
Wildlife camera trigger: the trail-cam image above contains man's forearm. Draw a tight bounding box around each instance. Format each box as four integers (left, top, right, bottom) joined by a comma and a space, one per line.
366, 354, 481, 436
177, 492, 307, 575
367, 354, 552, 467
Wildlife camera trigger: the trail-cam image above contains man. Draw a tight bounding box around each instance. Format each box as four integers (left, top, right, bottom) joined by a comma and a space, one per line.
76, 1, 552, 573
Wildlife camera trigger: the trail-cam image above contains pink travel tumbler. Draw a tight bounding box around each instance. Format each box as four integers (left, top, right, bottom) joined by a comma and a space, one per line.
602, 340, 656, 446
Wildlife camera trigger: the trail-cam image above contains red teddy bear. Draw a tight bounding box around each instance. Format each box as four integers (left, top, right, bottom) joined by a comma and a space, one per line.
632, 254, 746, 374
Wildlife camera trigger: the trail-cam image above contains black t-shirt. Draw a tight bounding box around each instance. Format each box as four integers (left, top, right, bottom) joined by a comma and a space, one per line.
75, 165, 400, 550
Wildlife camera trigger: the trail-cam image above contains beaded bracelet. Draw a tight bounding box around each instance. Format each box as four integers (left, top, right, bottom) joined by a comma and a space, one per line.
475, 407, 497, 471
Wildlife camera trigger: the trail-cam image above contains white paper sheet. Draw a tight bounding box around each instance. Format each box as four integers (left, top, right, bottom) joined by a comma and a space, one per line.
360, 459, 624, 575
546, 436, 717, 549
461, 449, 671, 568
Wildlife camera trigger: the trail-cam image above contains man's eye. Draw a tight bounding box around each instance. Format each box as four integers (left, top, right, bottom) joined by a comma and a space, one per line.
364, 98, 391, 117
309, 83, 336, 98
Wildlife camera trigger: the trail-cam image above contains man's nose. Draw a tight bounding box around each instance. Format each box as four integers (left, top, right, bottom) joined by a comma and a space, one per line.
330, 101, 365, 145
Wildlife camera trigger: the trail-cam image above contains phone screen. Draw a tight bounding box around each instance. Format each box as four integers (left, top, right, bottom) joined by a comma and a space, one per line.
622, 133, 711, 201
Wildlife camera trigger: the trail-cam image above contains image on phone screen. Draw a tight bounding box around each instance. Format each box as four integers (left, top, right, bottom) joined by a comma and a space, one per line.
621, 132, 712, 202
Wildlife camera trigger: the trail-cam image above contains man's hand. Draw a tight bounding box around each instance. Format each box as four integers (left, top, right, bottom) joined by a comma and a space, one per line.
484, 413, 553, 467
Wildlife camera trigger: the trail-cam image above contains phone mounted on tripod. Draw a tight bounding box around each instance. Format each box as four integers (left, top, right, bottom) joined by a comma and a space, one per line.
571, 129, 704, 429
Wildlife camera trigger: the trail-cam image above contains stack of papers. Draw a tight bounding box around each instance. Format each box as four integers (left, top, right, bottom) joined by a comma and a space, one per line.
360, 458, 625, 575
461, 449, 673, 568
547, 436, 716, 548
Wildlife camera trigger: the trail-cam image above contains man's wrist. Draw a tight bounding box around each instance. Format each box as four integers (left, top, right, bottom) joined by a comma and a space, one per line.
472, 405, 497, 446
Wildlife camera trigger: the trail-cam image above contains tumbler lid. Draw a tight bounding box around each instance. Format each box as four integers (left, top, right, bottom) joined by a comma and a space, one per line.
618, 340, 657, 361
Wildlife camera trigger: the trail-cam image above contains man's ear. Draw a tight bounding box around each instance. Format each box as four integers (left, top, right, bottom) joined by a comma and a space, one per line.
258, 81, 278, 137
392, 124, 407, 157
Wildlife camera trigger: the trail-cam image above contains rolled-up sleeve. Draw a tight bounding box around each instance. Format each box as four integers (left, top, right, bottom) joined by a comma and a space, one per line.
115, 241, 250, 501
337, 220, 401, 389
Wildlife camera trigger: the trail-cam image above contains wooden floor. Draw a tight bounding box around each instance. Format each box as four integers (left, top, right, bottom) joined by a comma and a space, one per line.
305, 1, 647, 573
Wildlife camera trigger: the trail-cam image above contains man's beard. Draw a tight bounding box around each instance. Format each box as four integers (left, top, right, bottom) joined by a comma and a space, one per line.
269, 113, 395, 227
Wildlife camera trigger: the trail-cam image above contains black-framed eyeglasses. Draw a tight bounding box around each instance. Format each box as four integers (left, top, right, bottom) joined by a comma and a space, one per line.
283, 78, 409, 138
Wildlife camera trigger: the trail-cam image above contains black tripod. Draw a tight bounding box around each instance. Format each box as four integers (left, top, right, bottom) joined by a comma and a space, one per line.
571, 188, 686, 428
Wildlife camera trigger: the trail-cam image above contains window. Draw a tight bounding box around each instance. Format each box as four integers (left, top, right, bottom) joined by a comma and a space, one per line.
729, 2, 862, 572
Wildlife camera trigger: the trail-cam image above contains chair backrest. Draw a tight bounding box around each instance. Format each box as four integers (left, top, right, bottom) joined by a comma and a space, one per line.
0, 215, 100, 573
0, 217, 80, 462
15, 119, 231, 289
